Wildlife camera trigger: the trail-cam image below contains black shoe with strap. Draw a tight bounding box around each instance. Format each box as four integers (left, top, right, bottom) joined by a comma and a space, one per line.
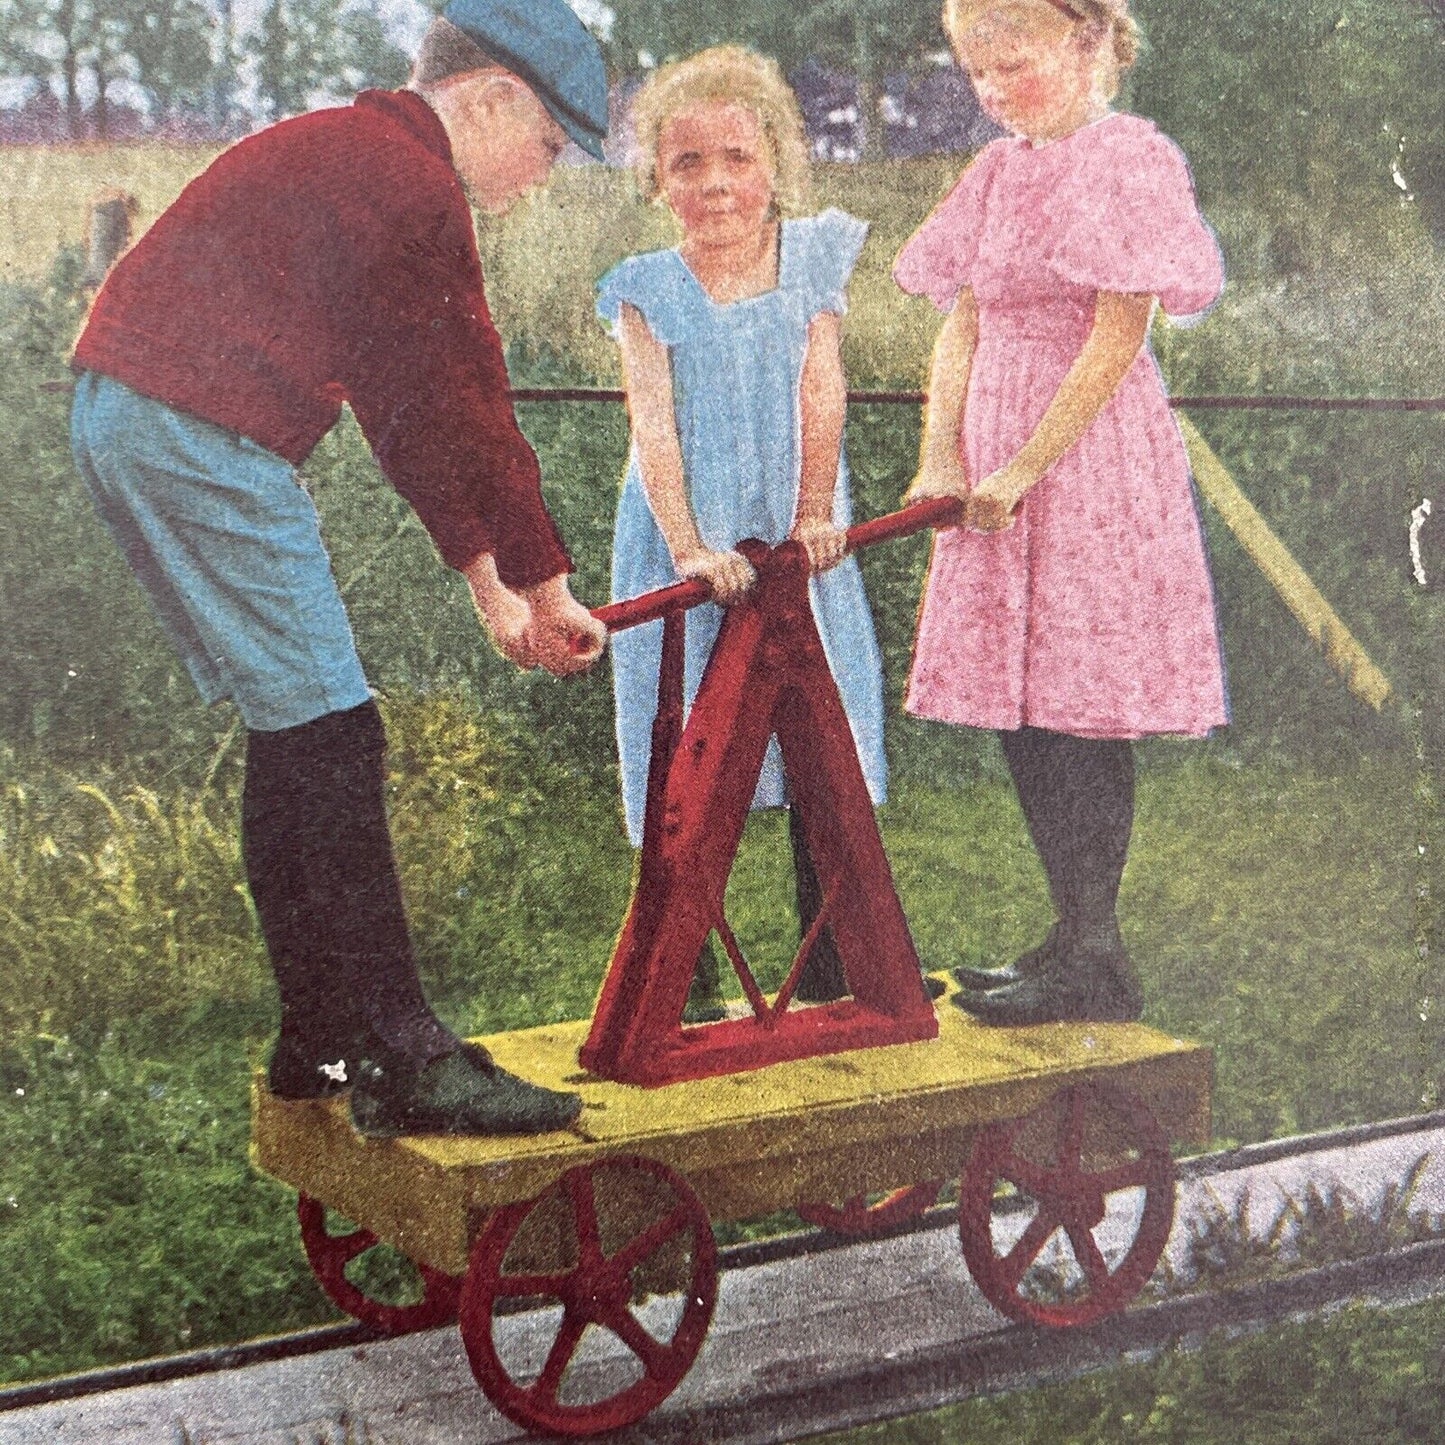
955, 921, 1143, 1027
952, 922, 1063, 992
349, 1044, 583, 1138
267, 1031, 497, 1102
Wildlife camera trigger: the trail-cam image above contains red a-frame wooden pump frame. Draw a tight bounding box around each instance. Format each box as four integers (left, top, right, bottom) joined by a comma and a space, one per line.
579, 498, 962, 1087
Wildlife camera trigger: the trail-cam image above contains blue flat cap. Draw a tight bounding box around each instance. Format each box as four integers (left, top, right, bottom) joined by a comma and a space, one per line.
442, 0, 608, 160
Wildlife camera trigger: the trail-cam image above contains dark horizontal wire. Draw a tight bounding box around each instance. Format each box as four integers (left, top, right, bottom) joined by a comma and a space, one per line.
38, 378, 1445, 410
510, 387, 1445, 411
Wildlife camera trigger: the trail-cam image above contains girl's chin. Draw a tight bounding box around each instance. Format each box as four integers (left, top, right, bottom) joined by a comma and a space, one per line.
981, 99, 1030, 130
686, 219, 765, 246
990, 105, 1065, 140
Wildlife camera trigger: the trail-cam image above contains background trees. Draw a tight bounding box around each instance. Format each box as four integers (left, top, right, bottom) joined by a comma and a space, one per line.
0, 0, 410, 137
607, 0, 948, 155
1132, 0, 1445, 258
0, 0, 1442, 204
247, 0, 408, 123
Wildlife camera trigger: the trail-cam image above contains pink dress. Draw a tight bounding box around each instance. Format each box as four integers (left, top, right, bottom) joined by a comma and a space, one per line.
893, 113, 1227, 738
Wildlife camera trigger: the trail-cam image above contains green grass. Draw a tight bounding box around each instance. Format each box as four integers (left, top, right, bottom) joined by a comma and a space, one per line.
0, 716, 1427, 1387
2, 130, 1442, 1417
3, 714, 1423, 1130
0, 1021, 330, 1383
812, 1297, 1445, 1445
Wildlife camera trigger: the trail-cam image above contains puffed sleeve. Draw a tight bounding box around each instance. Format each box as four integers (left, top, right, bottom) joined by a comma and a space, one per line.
792, 208, 869, 317
596, 252, 690, 346
1047, 121, 1224, 320
892, 143, 1004, 311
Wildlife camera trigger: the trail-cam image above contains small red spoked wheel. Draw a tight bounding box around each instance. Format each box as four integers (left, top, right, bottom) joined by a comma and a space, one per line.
297, 1195, 461, 1334
798, 1180, 944, 1237
460, 1155, 718, 1438
958, 1082, 1176, 1327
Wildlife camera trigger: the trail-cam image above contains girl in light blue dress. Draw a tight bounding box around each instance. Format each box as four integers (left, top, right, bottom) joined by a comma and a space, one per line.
597, 46, 890, 1012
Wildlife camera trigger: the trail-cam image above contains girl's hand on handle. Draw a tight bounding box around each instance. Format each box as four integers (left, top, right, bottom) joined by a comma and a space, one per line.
677, 548, 757, 606
965, 462, 1036, 533
962, 292, 1152, 536
790, 518, 849, 574
522, 575, 607, 675
904, 453, 970, 524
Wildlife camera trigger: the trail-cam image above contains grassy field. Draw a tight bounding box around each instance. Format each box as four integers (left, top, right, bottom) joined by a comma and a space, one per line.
7, 141, 1445, 393
0, 721, 1427, 1386
2, 136, 1444, 1406
0, 143, 224, 286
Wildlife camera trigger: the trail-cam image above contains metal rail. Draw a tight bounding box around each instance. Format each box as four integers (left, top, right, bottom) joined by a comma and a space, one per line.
5, 1107, 1444, 1419
38, 377, 1445, 411
678, 1240, 1445, 1445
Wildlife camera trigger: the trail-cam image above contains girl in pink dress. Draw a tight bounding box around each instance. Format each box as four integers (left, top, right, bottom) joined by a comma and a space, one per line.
894, 0, 1226, 1025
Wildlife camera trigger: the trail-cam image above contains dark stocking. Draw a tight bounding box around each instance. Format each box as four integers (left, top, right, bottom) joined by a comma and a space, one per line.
999, 727, 1135, 935
243, 700, 454, 1064
790, 803, 848, 1000
242, 722, 320, 1046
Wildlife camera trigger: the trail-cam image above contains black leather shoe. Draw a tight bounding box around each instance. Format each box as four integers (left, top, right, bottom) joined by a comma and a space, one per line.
267, 1032, 355, 1099
349, 1046, 583, 1137
267, 1031, 495, 1102
955, 924, 1143, 1026
953, 923, 1062, 992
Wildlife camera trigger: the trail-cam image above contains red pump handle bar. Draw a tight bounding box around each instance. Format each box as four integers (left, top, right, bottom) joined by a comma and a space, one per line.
591, 496, 962, 634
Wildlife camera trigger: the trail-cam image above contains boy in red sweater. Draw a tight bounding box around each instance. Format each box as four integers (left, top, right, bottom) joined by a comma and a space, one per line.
70, 0, 609, 1136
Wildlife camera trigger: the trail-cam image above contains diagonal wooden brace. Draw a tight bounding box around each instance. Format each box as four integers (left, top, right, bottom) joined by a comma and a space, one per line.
580, 539, 938, 1086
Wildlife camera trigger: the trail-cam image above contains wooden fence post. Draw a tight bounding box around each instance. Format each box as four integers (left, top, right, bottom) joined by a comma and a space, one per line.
82, 189, 139, 289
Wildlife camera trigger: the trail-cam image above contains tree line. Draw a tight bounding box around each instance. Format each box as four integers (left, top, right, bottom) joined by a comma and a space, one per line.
0, 0, 967, 143
0, 0, 1442, 240
0, 0, 412, 138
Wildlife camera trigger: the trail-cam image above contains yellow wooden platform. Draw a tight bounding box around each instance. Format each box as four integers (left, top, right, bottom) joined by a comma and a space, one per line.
252, 989, 1212, 1276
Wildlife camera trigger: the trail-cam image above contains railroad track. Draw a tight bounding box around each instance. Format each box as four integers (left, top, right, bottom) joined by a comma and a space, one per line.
4, 1110, 1445, 1444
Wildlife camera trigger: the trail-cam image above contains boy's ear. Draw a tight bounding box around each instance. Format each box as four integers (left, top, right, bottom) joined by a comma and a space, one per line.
474, 73, 532, 116
441, 69, 521, 124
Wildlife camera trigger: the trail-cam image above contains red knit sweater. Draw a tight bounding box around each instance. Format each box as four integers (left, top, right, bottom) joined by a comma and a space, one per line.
73, 89, 570, 588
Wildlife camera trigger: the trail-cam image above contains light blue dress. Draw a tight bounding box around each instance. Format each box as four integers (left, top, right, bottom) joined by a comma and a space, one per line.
597, 208, 888, 846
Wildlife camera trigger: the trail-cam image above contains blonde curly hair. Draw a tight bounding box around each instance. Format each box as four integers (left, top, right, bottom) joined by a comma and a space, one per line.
630, 45, 810, 217
943, 0, 1141, 100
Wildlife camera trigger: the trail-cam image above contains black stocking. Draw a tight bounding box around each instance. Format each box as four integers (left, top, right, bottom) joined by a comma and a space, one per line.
243, 701, 454, 1063
790, 802, 847, 1000
999, 727, 1135, 934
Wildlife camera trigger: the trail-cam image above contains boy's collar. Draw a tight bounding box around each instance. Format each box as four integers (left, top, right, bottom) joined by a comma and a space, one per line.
354, 88, 453, 167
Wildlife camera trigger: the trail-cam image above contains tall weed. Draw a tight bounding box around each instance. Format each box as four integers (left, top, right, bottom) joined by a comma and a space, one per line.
0, 749, 262, 1050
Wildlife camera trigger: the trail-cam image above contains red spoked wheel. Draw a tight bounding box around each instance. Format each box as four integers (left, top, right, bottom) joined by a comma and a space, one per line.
297, 1195, 461, 1334
798, 1180, 944, 1237
958, 1082, 1176, 1327
459, 1155, 718, 1438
